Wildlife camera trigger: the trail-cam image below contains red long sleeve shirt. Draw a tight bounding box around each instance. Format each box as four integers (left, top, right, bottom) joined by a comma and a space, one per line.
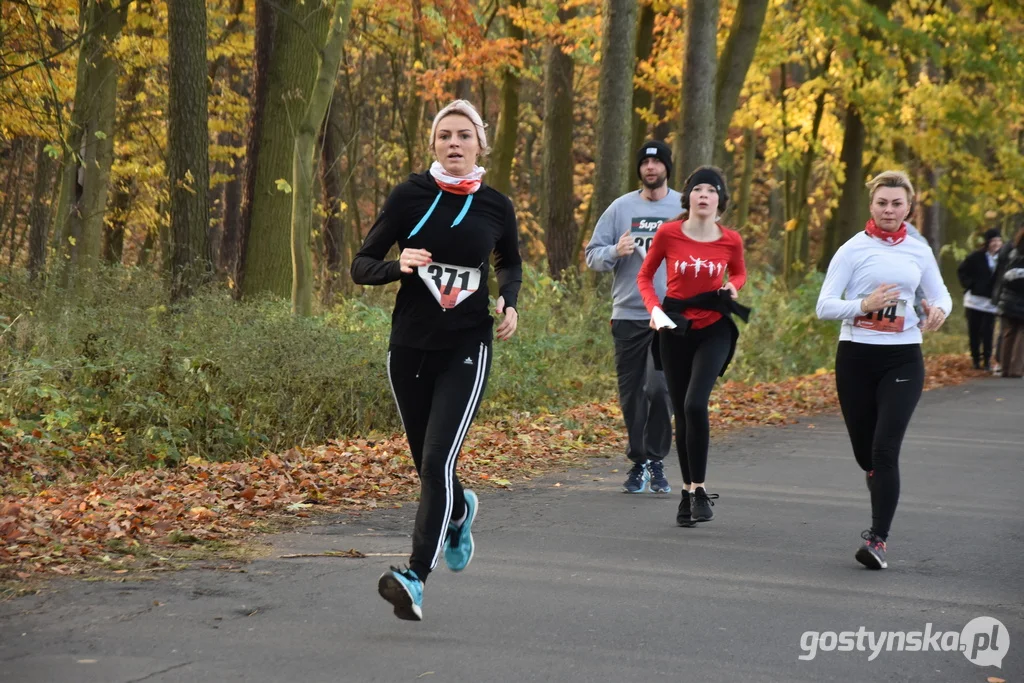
637, 221, 747, 329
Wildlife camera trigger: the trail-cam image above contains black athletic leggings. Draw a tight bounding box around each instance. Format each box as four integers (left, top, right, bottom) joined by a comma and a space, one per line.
835, 341, 924, 541
658, 317, 731, 485
965, 308, 996, 366
387, 339, 491, 582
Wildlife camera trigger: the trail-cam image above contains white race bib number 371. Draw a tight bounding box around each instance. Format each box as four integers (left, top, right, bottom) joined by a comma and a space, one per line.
418, 262, 481, 309
854, 298, 907, 332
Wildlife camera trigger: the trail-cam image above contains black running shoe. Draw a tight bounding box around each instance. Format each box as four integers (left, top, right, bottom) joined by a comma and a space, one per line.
648, 460, 671, 493
691, 487, 719, 522
622, 461, 649, 493
676, 490, 695, 527
855, 530, 887, 570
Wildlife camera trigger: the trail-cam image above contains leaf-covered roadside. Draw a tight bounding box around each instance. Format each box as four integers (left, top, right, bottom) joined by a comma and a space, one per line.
0, 354, 980, 581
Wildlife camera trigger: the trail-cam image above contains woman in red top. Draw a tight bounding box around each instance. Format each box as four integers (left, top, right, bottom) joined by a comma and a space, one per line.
637, 166, 747, 527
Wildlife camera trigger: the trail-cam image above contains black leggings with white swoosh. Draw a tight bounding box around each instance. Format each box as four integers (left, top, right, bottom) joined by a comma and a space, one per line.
834, 341, 924, 540
387, 339, 492, 582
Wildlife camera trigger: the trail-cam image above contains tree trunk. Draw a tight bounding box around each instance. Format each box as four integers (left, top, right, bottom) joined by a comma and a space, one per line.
52, 2, 93, 267
820, 103, 866, 270
592, 0, 638, 224
542, 6, 577, 278
240, 0, 331, 299
0, 139, 27, 258
735, 128, 756, 229
291, 0, 354, 316
233, 0, 277, 297
713, 0, 769, 167
922, 165, 944, 254
783, 82, 827, 285
54, 1, 128, 280
105, 1, 153, 266
208, 0, 247, 273
320, 90, 346, 304
630, 2, 657, 171
675, 0, 718, 184
219, 133, 243, 273
402, 0, 426, 176
28, 141, 56, 279
167, 0, 212, 301
453, 78, 473, 101
489, 0, 524, 197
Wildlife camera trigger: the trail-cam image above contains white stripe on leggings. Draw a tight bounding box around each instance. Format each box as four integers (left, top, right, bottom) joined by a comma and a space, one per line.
429, 342, 488, 569
386, 351, 407, 432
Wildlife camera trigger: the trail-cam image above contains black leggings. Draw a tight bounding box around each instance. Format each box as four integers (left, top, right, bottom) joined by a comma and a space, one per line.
387, 340, 491, 582
658, 318, 731, 485
965, 308, 996, 366
835, 342, 924, 540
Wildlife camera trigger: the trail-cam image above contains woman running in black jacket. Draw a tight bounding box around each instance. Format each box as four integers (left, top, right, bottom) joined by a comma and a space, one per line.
351, 100, 522, 621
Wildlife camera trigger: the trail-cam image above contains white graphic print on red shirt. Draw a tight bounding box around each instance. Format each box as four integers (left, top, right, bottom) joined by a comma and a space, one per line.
672, 255, 727, 279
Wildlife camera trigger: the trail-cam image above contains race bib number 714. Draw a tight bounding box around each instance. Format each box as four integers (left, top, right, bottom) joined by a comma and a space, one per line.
417, 262, 482, 309
853, 298, 907, 332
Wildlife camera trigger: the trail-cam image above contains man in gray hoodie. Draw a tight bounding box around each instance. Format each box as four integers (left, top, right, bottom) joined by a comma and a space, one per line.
585, 141, 681, 494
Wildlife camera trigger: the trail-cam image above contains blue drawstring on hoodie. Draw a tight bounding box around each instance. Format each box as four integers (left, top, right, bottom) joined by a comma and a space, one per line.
407, 192, 473, 238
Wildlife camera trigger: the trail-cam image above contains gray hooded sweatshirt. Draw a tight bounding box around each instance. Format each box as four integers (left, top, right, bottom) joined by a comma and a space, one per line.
585, 189, 682, 320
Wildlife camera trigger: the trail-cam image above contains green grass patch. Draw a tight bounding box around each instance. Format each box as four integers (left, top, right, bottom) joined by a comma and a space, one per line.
0, 265, 967, 472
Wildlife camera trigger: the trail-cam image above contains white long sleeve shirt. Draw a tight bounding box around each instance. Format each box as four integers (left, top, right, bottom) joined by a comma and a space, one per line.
817, 231, 953, 345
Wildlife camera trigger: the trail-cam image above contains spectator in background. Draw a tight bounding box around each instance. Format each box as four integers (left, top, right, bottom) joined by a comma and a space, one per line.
992, 227, 1024, 378
957, 228, 1002, 371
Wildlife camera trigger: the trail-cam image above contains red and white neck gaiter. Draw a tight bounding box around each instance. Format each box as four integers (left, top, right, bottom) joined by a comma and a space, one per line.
864, 218, 907, 246
429, 161, 485, 195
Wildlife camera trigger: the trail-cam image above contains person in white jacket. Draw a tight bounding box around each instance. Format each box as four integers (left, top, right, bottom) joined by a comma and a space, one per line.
816, 170, 952, 571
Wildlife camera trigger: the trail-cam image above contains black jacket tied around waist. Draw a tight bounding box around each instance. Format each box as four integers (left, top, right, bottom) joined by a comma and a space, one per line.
652, 289, 751, 377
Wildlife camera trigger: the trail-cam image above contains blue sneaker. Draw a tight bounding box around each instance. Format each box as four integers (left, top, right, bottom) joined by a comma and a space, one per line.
444, 490, 478, 572
377, 566, 424, 621
648, 460, 671, 493
622, 461, 649, 493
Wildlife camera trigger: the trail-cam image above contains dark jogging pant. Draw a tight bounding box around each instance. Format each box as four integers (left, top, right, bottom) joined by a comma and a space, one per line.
658, 317, 731, 485
965, 308, 996, 367
611, 320, 673, 464
835, 341, 924, 541
387, 340, 491, 582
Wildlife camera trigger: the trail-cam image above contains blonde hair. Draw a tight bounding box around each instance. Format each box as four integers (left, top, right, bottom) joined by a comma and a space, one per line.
429, 100, 490, 157
866, 170, 915, 204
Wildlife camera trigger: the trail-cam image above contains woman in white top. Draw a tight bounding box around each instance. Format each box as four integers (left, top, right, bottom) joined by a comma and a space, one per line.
816, 170, 953, 570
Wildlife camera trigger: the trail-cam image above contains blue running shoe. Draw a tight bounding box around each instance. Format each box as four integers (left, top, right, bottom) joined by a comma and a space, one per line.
648, 460, 671, 493
622, 461, 649, 493
444, 489, 478, 572
377, 566, 424, 621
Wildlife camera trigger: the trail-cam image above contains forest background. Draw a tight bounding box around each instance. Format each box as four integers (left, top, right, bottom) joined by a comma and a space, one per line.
1, 0, 1022, 472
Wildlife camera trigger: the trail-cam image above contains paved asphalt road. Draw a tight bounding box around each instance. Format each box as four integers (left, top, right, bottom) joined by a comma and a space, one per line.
2, 378, 1021, 683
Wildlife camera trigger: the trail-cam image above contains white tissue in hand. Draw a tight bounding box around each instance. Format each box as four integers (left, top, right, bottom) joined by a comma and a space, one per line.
652, 307, 677, 330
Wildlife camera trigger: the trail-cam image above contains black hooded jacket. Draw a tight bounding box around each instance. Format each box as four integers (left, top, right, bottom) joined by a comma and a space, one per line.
351, 171, 522, 350
957, 249, 998, 298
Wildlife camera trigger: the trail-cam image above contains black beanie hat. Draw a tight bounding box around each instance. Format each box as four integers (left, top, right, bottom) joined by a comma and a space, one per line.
680, 166, 729, 213
684, 167, 725, 196
983, 228, 1002, 245
637, 140, 673, 180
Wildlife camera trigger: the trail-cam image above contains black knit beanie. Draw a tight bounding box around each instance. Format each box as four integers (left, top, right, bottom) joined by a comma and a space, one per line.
983, 228, 1002, 246
636, 140, 673, 180
681, 166, 729, 213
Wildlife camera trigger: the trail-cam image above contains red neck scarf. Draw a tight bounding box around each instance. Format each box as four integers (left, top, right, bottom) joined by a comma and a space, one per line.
864, 218, 907, 245
429, 161, 484, 195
